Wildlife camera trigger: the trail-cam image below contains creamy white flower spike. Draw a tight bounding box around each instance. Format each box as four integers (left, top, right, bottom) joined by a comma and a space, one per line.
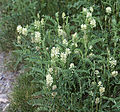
63, 39, 68, 46
95, 97, 100, 104
72, 32, 77, 38
37, 13, 40, 19
83, 8, 88, 13
46, 47, 49, 50
41, 18, 44, 25
60, 52, 67, 63
109, 57, 117, 68
65, 48, 71, 55
51, 92, 57, 97
111, 71, 118, 77
90, 7, 94, 12
35, 31, 41, 39
99, 87, 105, 96
46, 73, 53, 87
88, 53, 95, 58
48, 68, 53, 74
86, 12, 92, 18
90, 19, 96, 28
34, 32, 41, 43
58, 26, 67, 37
75, 43, 78, 47
34, 20, 40, 29
51, 47, 60, 58
90, 91, 94, 96
98, 81, 102, 87
62, 12, 66, 19
106, 7, 112, 14
69, 63, 75, 69
89, 45, 93, 50
52, 85, 57, 90
94, 70, 99, 75
72, 32, 78, 43
17, 25, 22, 34
17, 36, 21, 43
22, 28, 28, 36
81, 24, 87, 31
92, 82, 96, 85
74, 50, 79, 54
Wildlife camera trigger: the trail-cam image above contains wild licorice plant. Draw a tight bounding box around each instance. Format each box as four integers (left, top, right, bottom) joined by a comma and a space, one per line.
11, 4, 120, 112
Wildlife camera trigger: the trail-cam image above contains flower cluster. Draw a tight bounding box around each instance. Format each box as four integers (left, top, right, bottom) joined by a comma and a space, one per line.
69, 63, 75, 69
106, 7, 112, 14
17, 36, 21, 43
51, 85, 57, 97
51, 47, 60, 59
31, 31, 41, 43
17, 25, 22, 34
81, 24, 87, 31
62, 12, 66, 20
22, 28, 28, 36
109, 57, 117, 68
96, 80, 105, 96
72, 32, 78, 47
41, 18, 45, 26
34, 31, 41, 43
48, 67, 53, 74
95, 97, 100, 104
34, 20, 40, 29
60, 48, 71, 63
90, 19, 96, 28
94, 70, 99, 75
63, 39, 68, 46
99, 87, 105, 96
58, 25, 67, 37
98, 81, 102, 87
46, 73, 53, 87
86, 12, 92, 18
81, 7, 96, 29
34, 18, 45, 29
111, 71, 118, 77
65, 48, 71, 55
17, 25, 28, 36
60, 52, 67, 63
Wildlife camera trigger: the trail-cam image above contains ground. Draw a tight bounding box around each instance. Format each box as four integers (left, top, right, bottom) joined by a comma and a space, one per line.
0, 52, 18, 112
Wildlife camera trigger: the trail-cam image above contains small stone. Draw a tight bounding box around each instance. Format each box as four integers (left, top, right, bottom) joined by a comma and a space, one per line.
0, 98, 8, 103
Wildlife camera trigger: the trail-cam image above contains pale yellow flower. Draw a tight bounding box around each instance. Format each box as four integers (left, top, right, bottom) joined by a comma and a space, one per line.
46, 73, 53, 87
95, 97, 100, 104
111, 71, 118, 77
81, 24, 87, 30
99, 87, 105, 96
106, 7, 112, 14
17, 25, 22, 34
22, 28, 28, 36
90, 19, 96, 28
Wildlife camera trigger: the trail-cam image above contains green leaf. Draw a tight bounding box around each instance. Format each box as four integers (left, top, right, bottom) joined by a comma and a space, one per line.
88, 38, 103, 47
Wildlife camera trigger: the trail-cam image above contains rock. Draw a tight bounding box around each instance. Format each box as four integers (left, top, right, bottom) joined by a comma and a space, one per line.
0, 52, 18, 111
0, 98, 8, 103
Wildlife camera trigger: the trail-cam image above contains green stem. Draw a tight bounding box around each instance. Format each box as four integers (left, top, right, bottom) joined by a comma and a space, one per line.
84, 31, 88, 58
96, 104, 98, 112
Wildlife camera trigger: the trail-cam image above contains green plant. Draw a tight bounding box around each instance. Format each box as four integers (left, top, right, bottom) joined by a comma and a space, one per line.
10, 1, 120, 111
7, 0, 120, 112
8, 73, 36, 112
0, 0, 38, 50
0, 0, 76, 50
